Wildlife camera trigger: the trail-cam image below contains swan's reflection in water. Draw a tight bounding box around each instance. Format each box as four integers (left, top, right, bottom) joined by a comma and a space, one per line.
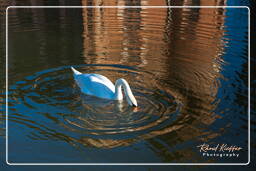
64, 93, 138, 132
62, 77, 181, 137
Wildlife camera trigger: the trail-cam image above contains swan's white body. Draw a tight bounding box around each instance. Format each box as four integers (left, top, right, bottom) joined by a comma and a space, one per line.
71, 67, 137, 107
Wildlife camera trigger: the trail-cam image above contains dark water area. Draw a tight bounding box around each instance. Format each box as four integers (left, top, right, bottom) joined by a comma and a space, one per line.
0, 0, 254, 170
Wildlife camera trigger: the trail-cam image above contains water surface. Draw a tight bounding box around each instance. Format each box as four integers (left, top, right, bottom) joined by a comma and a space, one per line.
1, 3, 250, 164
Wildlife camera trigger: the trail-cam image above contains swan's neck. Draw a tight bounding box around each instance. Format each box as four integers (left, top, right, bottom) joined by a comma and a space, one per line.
114, 78, 137, 106
113, 79, 131, 100
114, 79, 124, 100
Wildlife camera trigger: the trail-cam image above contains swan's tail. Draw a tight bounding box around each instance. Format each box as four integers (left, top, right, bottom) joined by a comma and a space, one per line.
71, 67, 82, 75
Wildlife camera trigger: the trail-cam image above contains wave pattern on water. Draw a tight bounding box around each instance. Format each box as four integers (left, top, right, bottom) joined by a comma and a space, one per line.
2, 4, 249, 163
8, 65, 184, 148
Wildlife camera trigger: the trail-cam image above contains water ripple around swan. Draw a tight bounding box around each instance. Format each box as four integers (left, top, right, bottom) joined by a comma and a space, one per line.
9, 64, 182, 148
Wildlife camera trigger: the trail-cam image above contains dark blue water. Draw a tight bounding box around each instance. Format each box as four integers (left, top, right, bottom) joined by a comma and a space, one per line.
0, 0, 253, 170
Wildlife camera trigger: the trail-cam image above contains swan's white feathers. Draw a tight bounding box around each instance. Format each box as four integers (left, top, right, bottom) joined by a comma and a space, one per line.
71, 67, 137, 106
74, 74, 115, 99
88, 74, 115, 91
71, 67, 82, 75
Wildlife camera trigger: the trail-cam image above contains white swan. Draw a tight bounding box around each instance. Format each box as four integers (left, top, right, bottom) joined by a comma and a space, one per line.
71, 67, 137, 107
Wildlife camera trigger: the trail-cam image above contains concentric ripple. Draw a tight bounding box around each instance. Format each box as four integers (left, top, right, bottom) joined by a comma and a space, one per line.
9, 65, 182, 147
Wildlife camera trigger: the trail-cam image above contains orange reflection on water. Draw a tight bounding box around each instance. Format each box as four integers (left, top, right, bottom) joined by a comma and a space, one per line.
78, 1, 227, 150
5, 0, 229, 158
